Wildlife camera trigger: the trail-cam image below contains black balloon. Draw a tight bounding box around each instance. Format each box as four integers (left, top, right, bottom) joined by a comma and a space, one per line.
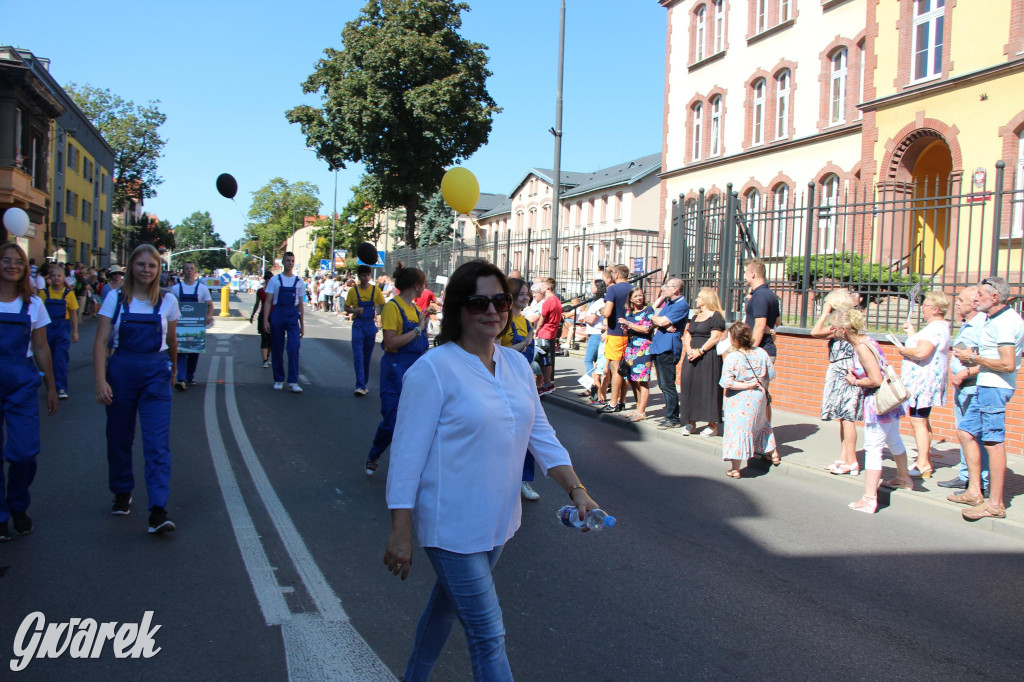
216, 173, 238, 199
357, 242, 379, 264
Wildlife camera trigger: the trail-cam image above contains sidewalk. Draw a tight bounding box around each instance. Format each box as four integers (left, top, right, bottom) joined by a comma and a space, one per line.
544, 347, 1024, 542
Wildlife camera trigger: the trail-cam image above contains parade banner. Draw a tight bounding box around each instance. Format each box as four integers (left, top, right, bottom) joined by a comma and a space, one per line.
177, 301, 206, 354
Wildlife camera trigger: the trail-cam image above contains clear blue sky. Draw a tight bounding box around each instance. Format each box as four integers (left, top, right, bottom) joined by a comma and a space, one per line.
2, 0, 666, 245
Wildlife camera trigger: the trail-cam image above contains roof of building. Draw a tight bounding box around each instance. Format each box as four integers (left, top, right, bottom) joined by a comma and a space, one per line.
476, 193, 511, 219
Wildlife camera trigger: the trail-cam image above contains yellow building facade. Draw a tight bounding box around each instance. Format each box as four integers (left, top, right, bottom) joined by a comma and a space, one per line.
52, 131, 111, 266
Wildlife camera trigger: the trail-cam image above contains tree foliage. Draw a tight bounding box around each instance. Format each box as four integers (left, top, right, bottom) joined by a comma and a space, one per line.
172, 211, 228, 273
308, 176, 384, 270
785, 252, 924, 297
136, 213, 175, 250
245, 178, 322, 256
64, 84, 167, 210
286, 0, 499, 247
417, 191, 455, 246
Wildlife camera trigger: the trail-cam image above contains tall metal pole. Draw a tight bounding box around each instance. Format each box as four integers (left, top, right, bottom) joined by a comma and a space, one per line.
548, 0, 566, 280
331, 164, 338, 274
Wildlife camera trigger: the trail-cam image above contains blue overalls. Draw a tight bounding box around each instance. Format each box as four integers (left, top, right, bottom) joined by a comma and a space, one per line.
510, 317, 537, 483
351, 285, 378, 391
0, 300, 41, 524
367, 300, 429, 463
174, 282, 200, 383
41, 288, 72, 393
106, 294, 173, 509
269, 275, 301, 384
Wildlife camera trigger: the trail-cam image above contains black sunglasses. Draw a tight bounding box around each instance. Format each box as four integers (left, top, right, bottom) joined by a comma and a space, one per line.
463, 294, 513, 315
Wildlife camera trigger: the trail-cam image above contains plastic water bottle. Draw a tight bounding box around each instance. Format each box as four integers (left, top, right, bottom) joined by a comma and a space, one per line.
556, 505, 616, 531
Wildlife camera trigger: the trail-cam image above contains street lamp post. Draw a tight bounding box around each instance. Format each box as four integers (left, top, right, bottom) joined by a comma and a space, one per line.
331, 162, 338, 274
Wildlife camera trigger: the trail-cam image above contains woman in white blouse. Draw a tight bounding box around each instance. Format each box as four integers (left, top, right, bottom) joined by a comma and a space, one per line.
383, 260, 599, 682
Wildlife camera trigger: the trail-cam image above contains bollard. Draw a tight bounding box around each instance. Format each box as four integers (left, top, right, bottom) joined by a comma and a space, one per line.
219, 285, 231, 317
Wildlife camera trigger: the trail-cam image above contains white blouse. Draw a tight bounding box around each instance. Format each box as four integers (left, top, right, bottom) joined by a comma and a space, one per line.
386, 342, 572, 553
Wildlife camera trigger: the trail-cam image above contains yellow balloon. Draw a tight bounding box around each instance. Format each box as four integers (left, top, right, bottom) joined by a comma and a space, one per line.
441, 167, 480, 215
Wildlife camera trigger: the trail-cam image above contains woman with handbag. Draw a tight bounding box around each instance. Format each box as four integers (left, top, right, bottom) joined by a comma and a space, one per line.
719, 322, 777, 477
617, 287, 655, 421
831, 308, 910, 513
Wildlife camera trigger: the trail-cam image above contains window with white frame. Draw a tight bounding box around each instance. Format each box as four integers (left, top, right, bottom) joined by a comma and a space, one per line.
779, 0, 790, 23
829, 48, 848, 126
752, 79, 766, 146
912, 0, 945, 82
776, 69, 790, 139
818, 174, 840, 253
710, 96, 722, 157
772, 184, 790, 255
713, 0, 725, 53
692, 103, 704, 161
756, 0, 767, 33
1013, 131, 1024, 237
696, 5, 707, 61
744, 189, 761, 236
707, 194, 722, 237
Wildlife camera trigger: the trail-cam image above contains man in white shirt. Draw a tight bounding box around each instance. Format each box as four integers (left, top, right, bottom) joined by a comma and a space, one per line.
171, 262, 215, 391
952, 276, 1024, 521
262, 252, 306, 393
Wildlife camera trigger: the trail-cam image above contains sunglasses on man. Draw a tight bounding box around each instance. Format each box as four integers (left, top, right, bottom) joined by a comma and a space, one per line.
462, 294, 513, 315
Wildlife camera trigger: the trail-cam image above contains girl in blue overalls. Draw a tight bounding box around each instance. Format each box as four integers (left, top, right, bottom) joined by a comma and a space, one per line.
0, 242, 58, 541
262, 252, 305, 393
364, 266, 428, 476
94, 244, 180, 534
345, 264, 384, 396
40, 265, 79, 399
172, 262, 213, 391
501, 278, 541, 500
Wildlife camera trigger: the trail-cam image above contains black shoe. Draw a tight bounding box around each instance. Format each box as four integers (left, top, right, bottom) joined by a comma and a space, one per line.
937, 477, 968, 489
0, 521, 10, 542
147, 507, 176, 534
187, 379, 197, 386
111, 492, 132, 515
657, 420, 682, 430
365, 459, 379, 477
599, 403, 625, 414
11, 511, 32, 535
174, 380, 187, 392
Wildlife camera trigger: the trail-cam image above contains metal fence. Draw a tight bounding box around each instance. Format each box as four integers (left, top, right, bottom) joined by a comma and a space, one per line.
386, 227, 668, 303
669, 159, 1024, 329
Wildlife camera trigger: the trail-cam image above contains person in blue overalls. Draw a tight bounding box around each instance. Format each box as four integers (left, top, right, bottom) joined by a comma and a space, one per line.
364, 265, 429, 476
0, 242, 58, 541
262, 252, 306, 393
171, 261, 214, 392
94, 244, 181, 535
40, 265, 80, 400
344, 264, 385, 397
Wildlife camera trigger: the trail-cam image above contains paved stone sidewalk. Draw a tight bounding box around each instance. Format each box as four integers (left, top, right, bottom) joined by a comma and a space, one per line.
543, 348, 1024, 541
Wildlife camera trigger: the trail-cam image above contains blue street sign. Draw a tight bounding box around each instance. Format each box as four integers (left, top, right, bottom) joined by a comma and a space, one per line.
632, 257, 645, 274
319, 259, 330, 271
357, 250, 387, 267
220, 273, 232, 285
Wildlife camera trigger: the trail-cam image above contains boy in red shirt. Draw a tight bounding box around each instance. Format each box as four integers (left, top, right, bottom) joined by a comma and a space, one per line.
535, 277, 563, 395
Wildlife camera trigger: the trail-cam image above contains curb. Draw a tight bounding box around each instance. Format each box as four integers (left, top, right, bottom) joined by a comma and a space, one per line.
542, 391, 1024, 543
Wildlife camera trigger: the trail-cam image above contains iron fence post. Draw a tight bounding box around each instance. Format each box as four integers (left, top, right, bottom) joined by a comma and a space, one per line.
991, 160, 1006, 276
722, 184, 737, 317
526, 228, 532, 280
505, 230, 512, 273
800, 181, 817, 328
668, 198, 683, 280
696, 189, 706, 285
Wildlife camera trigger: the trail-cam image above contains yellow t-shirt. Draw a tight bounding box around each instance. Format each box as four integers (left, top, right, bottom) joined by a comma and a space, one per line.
41, 286, 79, 319
499, 314, 529, 347
380, 297, 420, 352
345, 284, 385, 310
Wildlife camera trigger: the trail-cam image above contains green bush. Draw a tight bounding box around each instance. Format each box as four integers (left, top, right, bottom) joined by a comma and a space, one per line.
785, 251, 924, 294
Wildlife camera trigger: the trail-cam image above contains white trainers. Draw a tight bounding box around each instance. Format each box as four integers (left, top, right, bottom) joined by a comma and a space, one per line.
354, 388, 369, 396
520, 482, 540, 500
289, 383, 303, 393
262, 360, 271, 368
273, 382, 284, 390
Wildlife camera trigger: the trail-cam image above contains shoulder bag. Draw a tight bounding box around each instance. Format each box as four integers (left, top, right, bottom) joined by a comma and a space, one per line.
742, 352, 772, 405
863, 341, 909, 415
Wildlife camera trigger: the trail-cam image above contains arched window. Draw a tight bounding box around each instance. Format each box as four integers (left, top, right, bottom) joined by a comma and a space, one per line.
692, 102, 704, 161
709, 96, 722, 157
752, 79, 766, 146
818, 174, 841, 253
1014, 130, 1024, 237
775, 69, 790, 140
744, 188, 761, 236
829, 48, 848, 126
707, 194, 722, 236
772, 183, 790, 255
695, 6, 707, 61
713, 0, 725, 53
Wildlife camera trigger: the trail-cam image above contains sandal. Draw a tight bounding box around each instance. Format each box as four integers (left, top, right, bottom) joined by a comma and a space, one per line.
726, 469, 741, 479
769, 452, 781, 467
828, 462, 860, 476
962, 503, 1007, 521
628, 413, 649, 422
908, 465, 933, 479
848, 495, 878, 514
881, 477, 913, 490
824, 459, 844, 471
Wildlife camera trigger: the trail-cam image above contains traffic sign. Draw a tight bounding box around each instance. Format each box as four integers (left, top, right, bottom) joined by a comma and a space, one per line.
632, 257, 645, 274
220, 273, 232, 285
319, 259, 330, 271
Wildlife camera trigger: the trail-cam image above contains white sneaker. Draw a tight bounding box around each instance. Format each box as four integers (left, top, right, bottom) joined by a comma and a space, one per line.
262, 360, 271, 368
680, 424, 693, 436
273, 382, 284, 390
354, 388, 369, 396
520, 482, 540, 501
290, 383, 303, 393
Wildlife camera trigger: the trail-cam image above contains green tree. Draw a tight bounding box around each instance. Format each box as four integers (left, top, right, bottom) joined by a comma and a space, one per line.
245, 178, 322, 256
417, 191, 455, 246
229, 251, 251, 272
172, 211, 228, 273
64, 84, 168, 210
286, 0, 499, 248
136, 213, 175, 250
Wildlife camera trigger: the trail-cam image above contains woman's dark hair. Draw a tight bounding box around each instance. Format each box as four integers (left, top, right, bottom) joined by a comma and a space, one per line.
393, 263, 426, 292
729, 321, 754, 350
508, 277, 528, 301
627, 286, 646, 311
356, 264, 372, 276
436, 260, 511, 346
263, 270, 273, 281
593, 278, 607, 298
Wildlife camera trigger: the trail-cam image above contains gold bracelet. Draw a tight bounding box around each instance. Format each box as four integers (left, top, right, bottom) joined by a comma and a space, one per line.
567, 483, 587, 500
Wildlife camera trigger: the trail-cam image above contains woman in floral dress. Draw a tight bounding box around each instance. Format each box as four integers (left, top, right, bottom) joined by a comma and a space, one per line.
719, 322, 778, 477
618, 287, 655, 422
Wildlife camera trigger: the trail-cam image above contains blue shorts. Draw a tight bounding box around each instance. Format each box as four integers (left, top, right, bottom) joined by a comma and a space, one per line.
957, 386, 1014, 444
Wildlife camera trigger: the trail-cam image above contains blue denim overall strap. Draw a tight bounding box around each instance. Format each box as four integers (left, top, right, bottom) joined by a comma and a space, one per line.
41, 287, 69, 322
353, 285, 378, 326
115, 296, 164, 355
510, 316, 535, 362
176, 282, 199, 302
0, 299, 32, 360
269, 275, 299, 324
383, 299, 429, 356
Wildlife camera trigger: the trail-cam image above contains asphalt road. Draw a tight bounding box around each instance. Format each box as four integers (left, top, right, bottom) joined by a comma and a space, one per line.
2, 292, 1022, 681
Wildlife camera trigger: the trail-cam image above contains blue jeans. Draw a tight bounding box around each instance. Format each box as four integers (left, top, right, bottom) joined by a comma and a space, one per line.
954, 388, 989, 484
583, 334, 602, 376
405, 546, 512, 682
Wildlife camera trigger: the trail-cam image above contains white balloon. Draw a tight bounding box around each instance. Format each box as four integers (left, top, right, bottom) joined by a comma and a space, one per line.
3, 207, 30, 237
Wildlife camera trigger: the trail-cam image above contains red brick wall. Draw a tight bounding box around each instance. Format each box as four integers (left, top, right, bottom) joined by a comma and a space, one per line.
773, 331, 1024, 455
